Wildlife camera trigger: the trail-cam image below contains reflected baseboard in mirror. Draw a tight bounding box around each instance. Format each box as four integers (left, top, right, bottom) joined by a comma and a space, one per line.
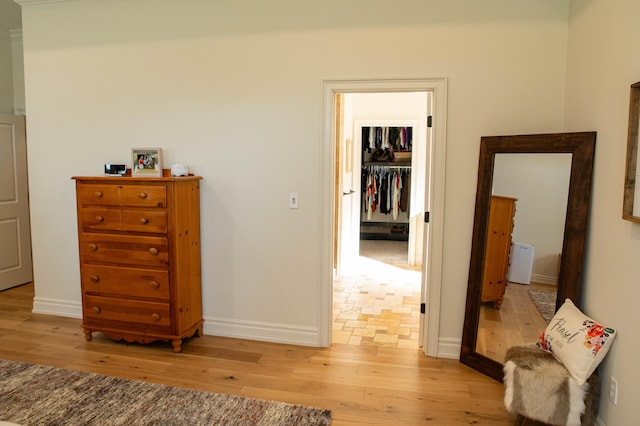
460, 132, 596, 382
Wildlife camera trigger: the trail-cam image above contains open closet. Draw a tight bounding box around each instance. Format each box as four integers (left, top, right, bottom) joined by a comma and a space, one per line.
360, 126, 413, 242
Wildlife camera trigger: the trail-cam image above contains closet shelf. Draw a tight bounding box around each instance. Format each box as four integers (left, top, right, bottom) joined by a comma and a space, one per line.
363, 161, 411, 167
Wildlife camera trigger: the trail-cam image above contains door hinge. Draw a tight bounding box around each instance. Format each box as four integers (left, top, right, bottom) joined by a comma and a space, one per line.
424, 211, 430, 223
420, 303, 426, 314
427, 115, 433, 128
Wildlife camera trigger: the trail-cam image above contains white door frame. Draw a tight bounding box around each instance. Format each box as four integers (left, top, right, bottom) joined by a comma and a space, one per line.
320, 78, 448, 356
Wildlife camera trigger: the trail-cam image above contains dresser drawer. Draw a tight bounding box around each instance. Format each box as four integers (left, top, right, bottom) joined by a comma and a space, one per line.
78, 208, 167, 233
82, 265, 170, 301
121, 209, 167, 233
79, 208, 122, 232
80, 234, 169, 268
83, 294, 171, 328
76, 183, 167, 208
77, 184, 121, 206
120, 185, 167, 208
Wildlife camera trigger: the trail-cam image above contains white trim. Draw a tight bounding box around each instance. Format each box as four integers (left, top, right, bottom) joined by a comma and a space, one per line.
423, 80, 448, 356
32, 297, 82, 318
14, 0, 75, 5
437, 337, 461, 359
203, 316, 319, 347
531, 273, 558, 285
321, 78, 448, 355
30, 297, 320, 347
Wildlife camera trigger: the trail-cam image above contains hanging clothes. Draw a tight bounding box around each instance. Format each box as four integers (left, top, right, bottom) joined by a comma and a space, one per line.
400, 172, 410, 213
362, 165, 411, 221
392, 170, 402, 220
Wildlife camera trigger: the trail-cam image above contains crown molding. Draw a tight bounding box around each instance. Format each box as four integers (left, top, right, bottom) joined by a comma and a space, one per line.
14, 0, 75, 5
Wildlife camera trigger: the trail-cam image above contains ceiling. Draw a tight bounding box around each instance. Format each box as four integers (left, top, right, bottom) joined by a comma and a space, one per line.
0, 0, 21, 32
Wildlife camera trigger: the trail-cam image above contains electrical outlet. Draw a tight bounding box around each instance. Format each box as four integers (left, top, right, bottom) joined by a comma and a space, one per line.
289, 192, 299, 209
609, 377, 618, 405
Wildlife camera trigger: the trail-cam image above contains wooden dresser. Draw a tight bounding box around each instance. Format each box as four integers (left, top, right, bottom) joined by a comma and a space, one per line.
481, 195, 517, 308
72, 172, 203, 352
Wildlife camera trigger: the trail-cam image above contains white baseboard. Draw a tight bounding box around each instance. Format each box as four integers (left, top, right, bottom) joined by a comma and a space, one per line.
203, 316, 320, 347
437, 337, 461, 359
32, 297, 82, 318
531, 273, 558, 285
30, 298, 321, 347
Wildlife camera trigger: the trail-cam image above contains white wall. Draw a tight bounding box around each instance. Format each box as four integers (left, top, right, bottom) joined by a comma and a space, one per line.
0, 0, 21, 114
0, 31, 13, 114
564, 1, 640, 424
18, 0, 570, 348
11, 30, 24, 114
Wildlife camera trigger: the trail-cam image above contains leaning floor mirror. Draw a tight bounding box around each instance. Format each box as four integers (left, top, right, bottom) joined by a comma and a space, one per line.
460, 132, 596, 381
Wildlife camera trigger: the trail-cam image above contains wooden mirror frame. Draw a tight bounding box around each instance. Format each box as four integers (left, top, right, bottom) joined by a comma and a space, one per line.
460, 132, 596, 382
623, 81, 640, 222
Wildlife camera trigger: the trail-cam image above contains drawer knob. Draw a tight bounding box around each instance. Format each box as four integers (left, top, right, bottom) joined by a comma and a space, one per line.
95, 191, 103, 198
148, 247, 159, 256
90, 275, 100, 283
139, 217, 149, 224
151, 313, 161, 321
149, 281, 160, 289
91, 306, 101, 314
89, 243, 98, 251
95, 215, 104, 222
139, 192, 148, 199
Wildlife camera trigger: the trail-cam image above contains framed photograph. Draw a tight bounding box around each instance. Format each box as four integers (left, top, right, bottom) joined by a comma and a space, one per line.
131, 148, 163, 177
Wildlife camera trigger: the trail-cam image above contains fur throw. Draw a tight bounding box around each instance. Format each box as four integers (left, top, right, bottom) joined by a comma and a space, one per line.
503, 345, 600, 426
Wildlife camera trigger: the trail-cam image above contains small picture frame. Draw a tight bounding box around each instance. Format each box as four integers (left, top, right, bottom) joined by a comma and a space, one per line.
131, 148, 163, 177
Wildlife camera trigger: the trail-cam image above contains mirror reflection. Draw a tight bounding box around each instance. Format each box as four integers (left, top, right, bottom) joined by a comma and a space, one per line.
476, 153, 571, 363
460, 132, 595, 382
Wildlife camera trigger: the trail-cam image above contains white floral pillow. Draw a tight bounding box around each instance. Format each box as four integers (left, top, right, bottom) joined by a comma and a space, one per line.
537, 298, 616, 385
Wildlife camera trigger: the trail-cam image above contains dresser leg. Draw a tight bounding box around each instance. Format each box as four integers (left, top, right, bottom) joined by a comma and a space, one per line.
83, 329, 93, 341
172, 339, 182, 353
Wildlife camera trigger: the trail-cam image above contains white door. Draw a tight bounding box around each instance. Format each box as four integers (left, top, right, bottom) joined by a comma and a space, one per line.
0, 114, 33, 291
337, 95, 360, 274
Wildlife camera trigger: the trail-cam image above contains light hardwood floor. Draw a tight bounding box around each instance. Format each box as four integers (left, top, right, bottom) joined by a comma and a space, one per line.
0, 282, 514, 425
478, 281, 553, 363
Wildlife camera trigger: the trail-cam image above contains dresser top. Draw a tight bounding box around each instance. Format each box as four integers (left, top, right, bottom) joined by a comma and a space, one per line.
72, 169, 202, 182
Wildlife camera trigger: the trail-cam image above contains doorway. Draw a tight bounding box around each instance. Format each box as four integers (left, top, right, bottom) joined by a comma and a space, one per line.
334, 93, 427, 349
320, 78, 448, 357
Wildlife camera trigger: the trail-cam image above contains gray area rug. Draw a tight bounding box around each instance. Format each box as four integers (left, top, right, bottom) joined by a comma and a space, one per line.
0, 359, 332, 426
528, 289, 556, 323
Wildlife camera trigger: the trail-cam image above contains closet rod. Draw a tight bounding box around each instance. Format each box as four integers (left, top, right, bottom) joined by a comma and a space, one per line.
363, 165, 411, 169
